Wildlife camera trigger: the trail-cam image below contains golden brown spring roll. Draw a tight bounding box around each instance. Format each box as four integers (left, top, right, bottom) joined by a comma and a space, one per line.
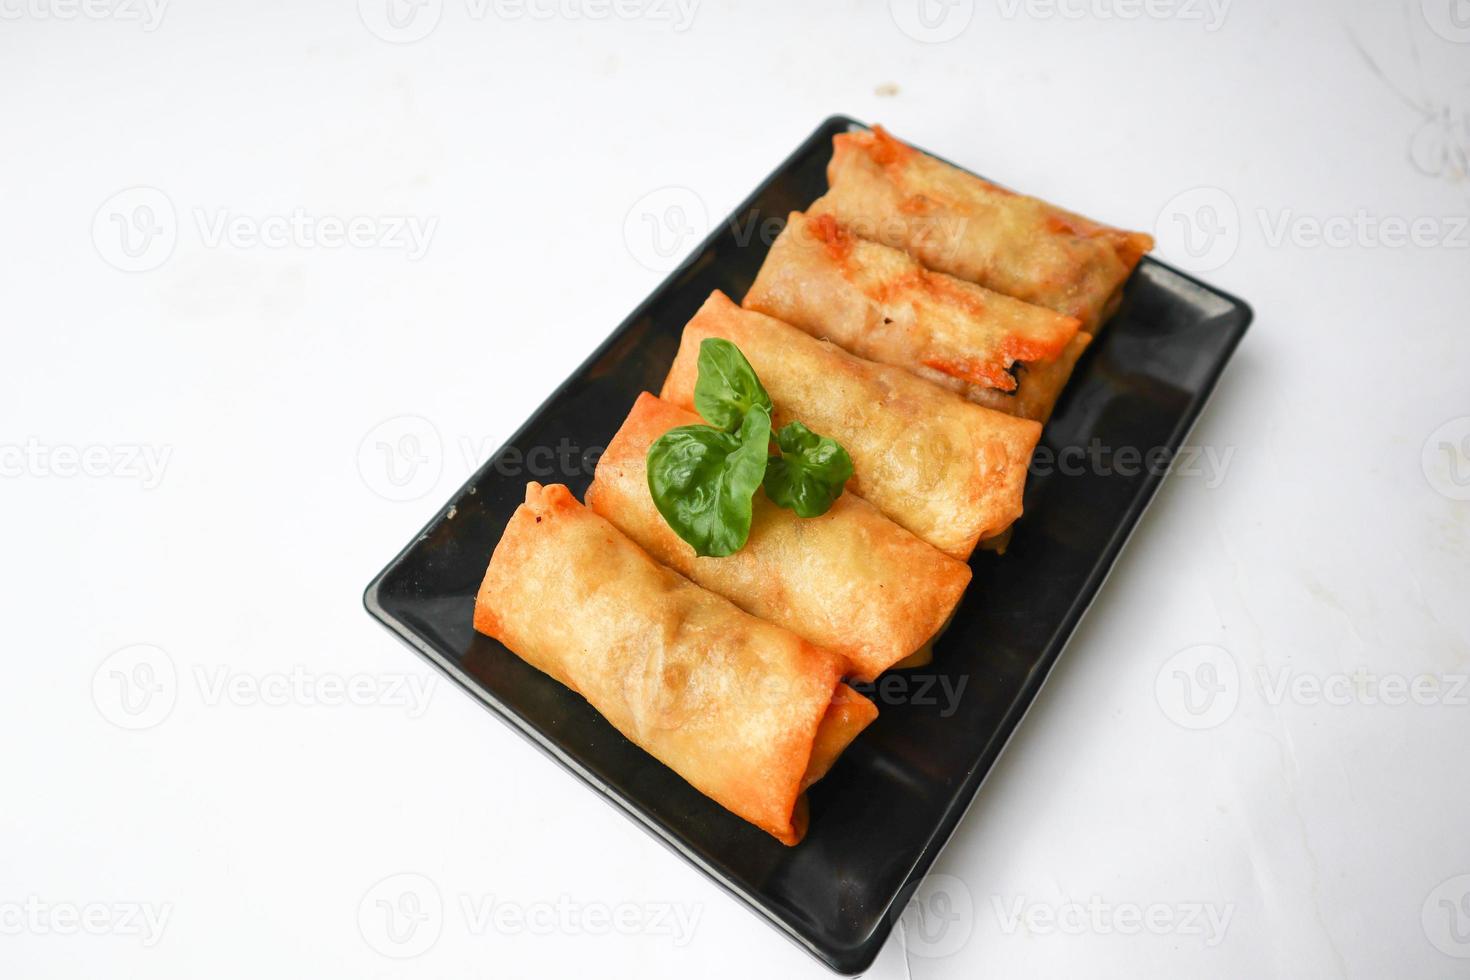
810, 126, 1154, 332
659, 292, 1041, 561
586, 392, 972, 682
474, 482, 877, 845
745, 211, 1085, 423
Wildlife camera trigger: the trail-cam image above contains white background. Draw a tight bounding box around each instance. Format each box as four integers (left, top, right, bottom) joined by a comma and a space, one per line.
3, 0, 1468, 977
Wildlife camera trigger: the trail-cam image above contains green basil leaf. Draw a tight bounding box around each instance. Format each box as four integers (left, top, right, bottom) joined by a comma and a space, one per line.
763, 420, 854, 518
693, 338, 772, 432
646, 405, 773, 557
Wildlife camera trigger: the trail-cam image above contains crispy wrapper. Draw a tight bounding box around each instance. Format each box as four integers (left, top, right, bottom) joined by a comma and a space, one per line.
659, 291, 1041, 561
474, 482, 876, 845
811, 126, 1153, 332
587, 392, 972, 682
745, 210, 1083, 421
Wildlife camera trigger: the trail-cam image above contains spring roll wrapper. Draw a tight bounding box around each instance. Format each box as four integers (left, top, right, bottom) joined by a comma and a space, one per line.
659, 292, 1041, 561
810, 126, 1154, 332
587, 393, 972, 683
801, 684, 878, 791
473, 483, 877, 845
966, 331, 1092, 424
745, 211, 1083, 423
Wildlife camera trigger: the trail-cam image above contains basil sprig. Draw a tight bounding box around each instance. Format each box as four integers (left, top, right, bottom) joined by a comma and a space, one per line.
646, 404, 772, 558
763, 421, 855, 518
646, 338, 853, 555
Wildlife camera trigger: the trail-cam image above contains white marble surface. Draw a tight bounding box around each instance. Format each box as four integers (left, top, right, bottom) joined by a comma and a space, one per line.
3, 1, 1468, 977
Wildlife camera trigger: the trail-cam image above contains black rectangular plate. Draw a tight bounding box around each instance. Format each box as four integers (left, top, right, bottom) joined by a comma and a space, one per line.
363, 115, 1251, 974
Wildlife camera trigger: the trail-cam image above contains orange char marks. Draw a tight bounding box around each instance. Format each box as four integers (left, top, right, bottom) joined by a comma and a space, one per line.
920, 272, 1075, 385
834, 126, 920, 207
805, 212, 853, 266
854, 127, 946, 217
921, 355, 1017, 392
919, 333, 1062, 391
863, 268, 924, 307
1003, 332, 1071, 365
865, 124, 914, 169
898, 194, 934, 216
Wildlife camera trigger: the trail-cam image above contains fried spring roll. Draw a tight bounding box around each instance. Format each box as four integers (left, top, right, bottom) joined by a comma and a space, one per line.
744, 211, 1085, 422
810, 126, 1154, 331
586, 392, 972, 682
659, 292, 1041, 560
474, 482, 877, 845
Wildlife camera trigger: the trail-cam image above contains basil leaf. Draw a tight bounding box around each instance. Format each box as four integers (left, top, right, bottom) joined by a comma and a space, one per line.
693, 338, 772, 432
646, 405, 773, 557
763, 421, 854, 518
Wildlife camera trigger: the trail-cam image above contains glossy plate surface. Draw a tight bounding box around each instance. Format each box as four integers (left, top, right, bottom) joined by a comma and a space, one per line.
363, 115, 1252, 974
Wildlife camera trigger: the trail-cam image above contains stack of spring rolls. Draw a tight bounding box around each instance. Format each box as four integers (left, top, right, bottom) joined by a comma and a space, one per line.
475, 126, 1153, 844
